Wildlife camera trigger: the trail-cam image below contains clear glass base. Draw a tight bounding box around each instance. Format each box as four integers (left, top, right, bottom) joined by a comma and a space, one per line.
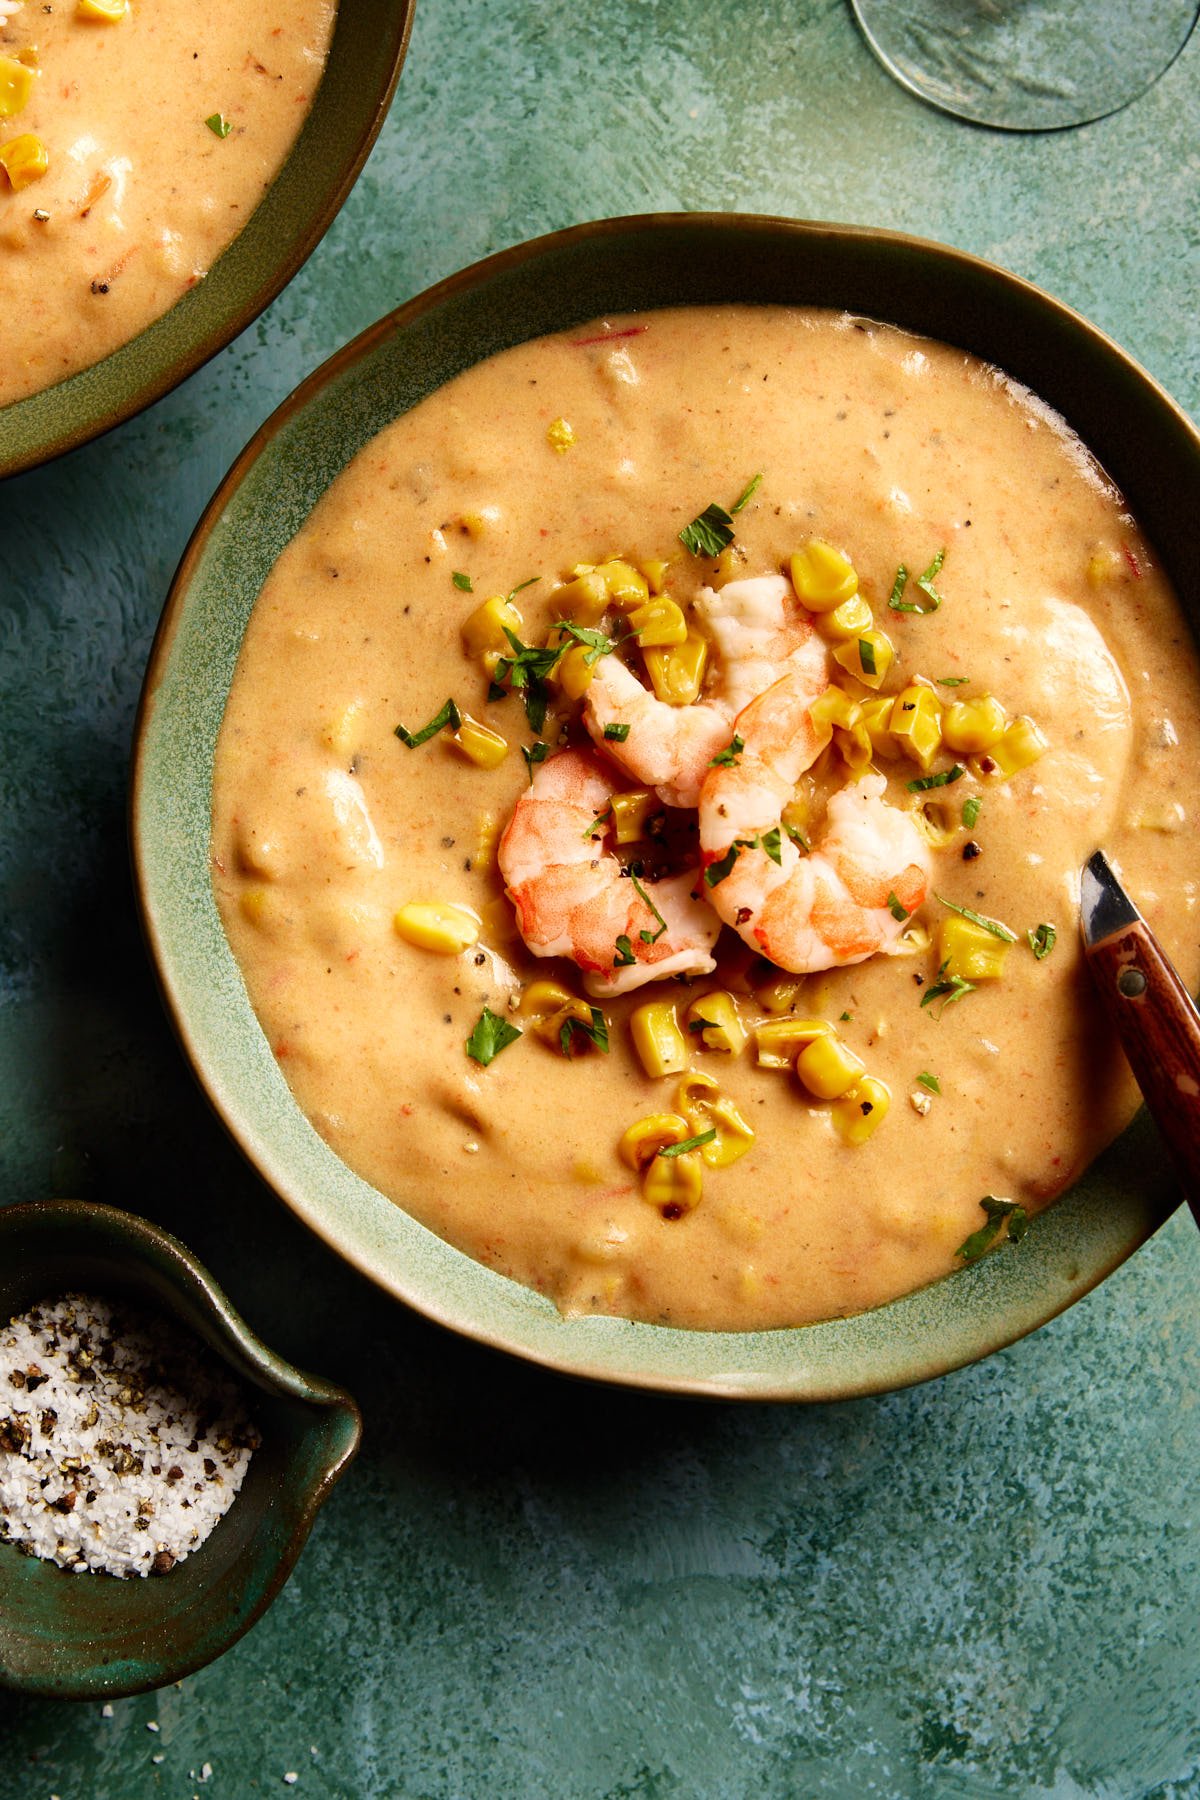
851, 0, 1199, 130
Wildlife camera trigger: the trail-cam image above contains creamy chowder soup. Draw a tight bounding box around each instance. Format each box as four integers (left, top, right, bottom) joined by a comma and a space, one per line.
211, 307, 1200, 1332
0, 0, 335, 407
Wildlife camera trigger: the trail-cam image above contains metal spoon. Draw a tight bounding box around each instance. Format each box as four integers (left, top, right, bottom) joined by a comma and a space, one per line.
1079, 848, 1200, 1224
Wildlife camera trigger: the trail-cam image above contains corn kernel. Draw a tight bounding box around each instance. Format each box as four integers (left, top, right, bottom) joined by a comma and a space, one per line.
458, 508, 501, 539
832, 630, 894, 691
462, 595, 523, 674
789, 539, 858, 612
452, 713, 508, 770
892, 921, 932, 957
394, 901, 480, 955
860, 695, 895, 758
713, 546, 747, 585
519, 979, 600, 1051
1086, 546, 1125, 585
638, 559, 669, 595
644, 631, 708, 706
628, 596, 687, 648
239, 885, 285, 932
795, 1033, 865, 1100
754, 1016, 834, 1070
750, 971, 807, 1016
78, 0, 128, 16
937, 916, 1010, 981
782, 793, 811, 834
641, 1149, 703, 1216
832, 1076, 891, 1146
610, 788, 661, 844
547, 417, 575, 453
619, 1112, 690, 1171
551, 569, 610, 626
809, 686, 862, 734
594, 559, 649, 610
0, 131, 47, 189
473, 809, 500, 873
675, 1070, 756, 1167
685, 990, 748, 1055
984, 715, 1048, 778
910, 799, 959, 850
834, 719, 874, 777
320, 700, 364, 759
942, 694, 1007, 754
815, 592, 873, 641
0, 56, 35, 117
629, 999, 689, 1078
889, 684, 943, 771
555, 643, 595, 701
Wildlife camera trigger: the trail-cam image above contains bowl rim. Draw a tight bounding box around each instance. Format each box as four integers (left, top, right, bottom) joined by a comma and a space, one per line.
131, 210, 1198, 1402
0, 1197, 362, 1699
0, 0, 417, 481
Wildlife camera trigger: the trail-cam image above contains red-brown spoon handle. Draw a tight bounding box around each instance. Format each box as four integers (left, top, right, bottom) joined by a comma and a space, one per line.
1085, 918, 1200, 1227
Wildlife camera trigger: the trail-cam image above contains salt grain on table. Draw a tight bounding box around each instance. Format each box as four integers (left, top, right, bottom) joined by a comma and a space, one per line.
0, 1294, 258, 1577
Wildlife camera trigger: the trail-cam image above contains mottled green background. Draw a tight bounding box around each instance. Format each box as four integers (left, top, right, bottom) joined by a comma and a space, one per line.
2, 1, 1199, 1794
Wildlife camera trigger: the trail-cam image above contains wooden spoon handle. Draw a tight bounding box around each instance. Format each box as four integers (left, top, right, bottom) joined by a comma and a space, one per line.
1086, 918, 1200, 1226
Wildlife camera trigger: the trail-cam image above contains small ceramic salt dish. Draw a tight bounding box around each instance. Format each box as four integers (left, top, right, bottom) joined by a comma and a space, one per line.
0, 1199, 361, 1700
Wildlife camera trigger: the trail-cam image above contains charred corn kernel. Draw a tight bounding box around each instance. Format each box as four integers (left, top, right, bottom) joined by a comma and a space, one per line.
595, 559, 649, 610
641, 1149, 703, 1215
0, 56, 34, 117
889, 684, 943, 771
628, 596, 687, 648
942, 694, 1007, 754
911, 799, 959, 850
546, 417, 575, 453
550, 569, 609, 626
518, 979, 595, 1048
394, 901, 480, 955
675, 1070, 756, 1166
630, 999, 689, 1079
685, 990, 748, 1055
938, 915, 1010, 980
619, 1112, 690, 1171
462, 595, 523, 673
610, 788, 659, 844
860, 695, 895, 758
832, 1076, 891, 1146
795, 1032, 865, 1100
754, 1016, 834, 1070
78, 0, 127, 16
452, 713, 508, 770
644, 630, 708, 706
809, 686, 862, 734
0, 132, 47, 189
985, 715, 1048, 777
320, 700, 364, 758
639, 558, 669, 595
832, 630, 894, 690
555, 643, 596, 701
834, 720, 874, 777
751, 971, 807, 1016
815, 592, 873, 641
1086, 546, 1125, 585
789, 539, 858, 612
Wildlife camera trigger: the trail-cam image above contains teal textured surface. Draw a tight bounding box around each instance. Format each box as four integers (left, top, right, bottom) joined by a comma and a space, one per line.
2, 0, 1199, 1792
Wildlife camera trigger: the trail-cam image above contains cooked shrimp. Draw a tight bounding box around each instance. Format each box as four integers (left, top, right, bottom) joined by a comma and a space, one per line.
697, 671, 931, 971
581, 575, 823, 808
498, 747, 721, 997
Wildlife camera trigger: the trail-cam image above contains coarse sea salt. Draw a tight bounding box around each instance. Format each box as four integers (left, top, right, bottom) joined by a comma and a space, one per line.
0, 1294, 258, 1578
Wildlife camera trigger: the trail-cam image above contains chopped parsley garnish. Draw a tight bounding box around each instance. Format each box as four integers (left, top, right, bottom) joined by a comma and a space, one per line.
465, 1007, 522, 1066
839, 1011, 852, 1022
612, 934, 636, 967
937, 675, 970, 688
888, 549, 946, 614
603, 723, 631, 742
915, 549, 946, 608
492, 627, 563, 732
760, 827, 783, 867
887, 565, 909, 611
704, 844, 743, 888
920, 958, 976, 1014
730, 472, 764, 514
783, 822, 811, 854
956, 1195, 1029, 1264
630, 872, 668, 944
395, 697, 461, 747
936, 894, 1016, 942
559, 1006, 609, 1057
857, 637, 878, 676
887, 891, 911, 922
687, 1016, 717, 1034
907, 765, 965, 793
452, 571, 473, 592
487, 679, 507, 703
584, 808, 612, 840
962, 795, 982, 829
521, 741, 549, 780
205, 113, 233, 138
507, 576, 541, 602
658, 1129, 717, 1159
710, 735, 744, 768
916, 1071, 941, 1095
553, 619, 637, 667
1028, 922, 1057, 960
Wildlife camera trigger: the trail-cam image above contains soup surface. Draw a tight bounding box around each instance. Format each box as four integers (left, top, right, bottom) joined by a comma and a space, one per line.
0, 0, 335, 407
211, 306, 1200, 1332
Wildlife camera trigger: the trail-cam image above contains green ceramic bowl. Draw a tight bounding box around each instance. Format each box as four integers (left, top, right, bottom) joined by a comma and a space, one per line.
0, 0, 416, 480
131, 213, 1200, 1402
0, 1200, 361, 1700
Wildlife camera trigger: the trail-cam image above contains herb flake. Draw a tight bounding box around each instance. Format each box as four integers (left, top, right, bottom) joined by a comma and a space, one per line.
730, 472, 763, 514
658, 1129, 717, 1159
612, 934, 636, 967
521, 741, 549, 780
205, 113, 232, 138
920, 958, 977, 1015
956, 1195, 1029, 1263
710, 735, 744, 768
631, 872, 668, 944
887, 890, 911, 922
962, 796, 982, 829
395, 697, 461, 748
465, 1007, 522, 1066
916, 1071, 941, 1095
1028, 922, 1057, 960
679, 501, 735, 559
907, 765, 965, 793
603, 723, 631, 742
559, 1006, 610, 1057
452, 571, 473, 592
936, 893, 1017, 942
